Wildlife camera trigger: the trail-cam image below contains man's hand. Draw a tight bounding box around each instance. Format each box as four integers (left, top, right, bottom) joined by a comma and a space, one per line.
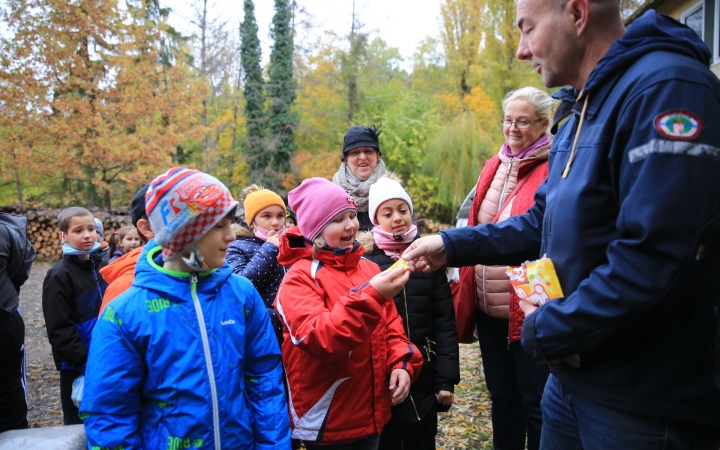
435, 390, 453, 406
402, 235, 447, 273
388, 369, 412, 405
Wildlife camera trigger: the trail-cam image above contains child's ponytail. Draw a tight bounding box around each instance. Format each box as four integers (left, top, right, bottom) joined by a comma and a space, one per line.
109, 224, 135, 256
108, 230, 119, 256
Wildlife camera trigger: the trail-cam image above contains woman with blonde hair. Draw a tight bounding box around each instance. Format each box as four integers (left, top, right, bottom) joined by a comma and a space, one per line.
457, 87, 555, 450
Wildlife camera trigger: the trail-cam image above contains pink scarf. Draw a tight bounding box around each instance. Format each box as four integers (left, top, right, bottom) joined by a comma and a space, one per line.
501, 132, 550, 160
371, 225, 418, 260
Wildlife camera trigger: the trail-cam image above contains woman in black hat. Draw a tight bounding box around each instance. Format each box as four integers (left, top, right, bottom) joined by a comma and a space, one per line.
332, 125, 388, 231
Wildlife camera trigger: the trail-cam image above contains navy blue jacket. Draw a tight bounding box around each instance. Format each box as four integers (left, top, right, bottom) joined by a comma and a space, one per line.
42, 253, 107, 372
226, 228, 287, 343
440, 12, 720, 425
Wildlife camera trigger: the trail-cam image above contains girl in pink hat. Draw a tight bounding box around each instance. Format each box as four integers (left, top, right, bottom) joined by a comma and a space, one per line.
274, 177, 423, 450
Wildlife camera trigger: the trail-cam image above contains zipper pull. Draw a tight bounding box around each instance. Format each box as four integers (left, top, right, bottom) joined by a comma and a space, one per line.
423, 337, 436, 362
191, 273, 198, 284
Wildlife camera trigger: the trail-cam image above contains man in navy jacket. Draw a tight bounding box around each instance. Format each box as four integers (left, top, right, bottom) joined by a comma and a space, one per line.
404, 0, 720, 447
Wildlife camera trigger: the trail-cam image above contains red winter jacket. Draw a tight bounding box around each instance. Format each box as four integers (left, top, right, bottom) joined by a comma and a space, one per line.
459, 153, 548, 342
274, 227, 422, 444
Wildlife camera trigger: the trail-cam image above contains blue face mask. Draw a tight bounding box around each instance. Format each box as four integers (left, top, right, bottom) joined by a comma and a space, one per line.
61, 240, 102, 256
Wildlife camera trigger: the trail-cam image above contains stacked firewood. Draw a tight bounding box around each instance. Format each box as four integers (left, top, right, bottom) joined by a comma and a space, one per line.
1, 207, 131, 261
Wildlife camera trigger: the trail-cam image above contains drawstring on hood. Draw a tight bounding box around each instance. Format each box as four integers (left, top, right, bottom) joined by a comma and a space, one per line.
562, 92, 589, 179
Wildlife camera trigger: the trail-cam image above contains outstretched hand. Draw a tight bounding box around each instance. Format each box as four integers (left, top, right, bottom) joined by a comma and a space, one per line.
402, 235, 447, 273
389, 369, 412, 405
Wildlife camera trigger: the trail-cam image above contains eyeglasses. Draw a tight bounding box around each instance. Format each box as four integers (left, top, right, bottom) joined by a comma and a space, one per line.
500, 119, 543, 129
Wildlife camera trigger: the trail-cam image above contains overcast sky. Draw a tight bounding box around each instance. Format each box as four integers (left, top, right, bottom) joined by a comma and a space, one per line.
169, 0, 443, 70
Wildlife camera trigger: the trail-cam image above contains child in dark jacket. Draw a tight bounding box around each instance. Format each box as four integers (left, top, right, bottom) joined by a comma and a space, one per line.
42, 207, 108, 425
226, 185, 287, 343
360, 176, 460, 450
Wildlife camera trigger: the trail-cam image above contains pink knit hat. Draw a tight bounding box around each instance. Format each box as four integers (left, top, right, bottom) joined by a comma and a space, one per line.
288, 177, 357, 241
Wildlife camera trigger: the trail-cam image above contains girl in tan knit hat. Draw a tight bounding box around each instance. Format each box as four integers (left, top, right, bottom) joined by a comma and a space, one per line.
226, 185, 289, 344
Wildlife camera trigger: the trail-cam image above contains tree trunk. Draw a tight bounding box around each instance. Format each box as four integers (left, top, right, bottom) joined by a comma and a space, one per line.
12, 148, 24, 209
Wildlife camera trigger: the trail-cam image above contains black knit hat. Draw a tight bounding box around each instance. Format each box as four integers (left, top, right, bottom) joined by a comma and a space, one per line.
341, 125, 382, 160
131, 184, 150, 227
285, 205, 297, 225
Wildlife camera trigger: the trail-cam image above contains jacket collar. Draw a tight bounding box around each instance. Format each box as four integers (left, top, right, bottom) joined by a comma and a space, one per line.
133, 239, 230, 301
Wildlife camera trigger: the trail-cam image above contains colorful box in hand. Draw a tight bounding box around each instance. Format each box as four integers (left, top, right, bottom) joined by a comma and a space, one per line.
507, 256, 564, 305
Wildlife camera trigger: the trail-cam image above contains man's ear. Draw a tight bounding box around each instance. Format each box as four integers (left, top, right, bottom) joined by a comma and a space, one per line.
58, 232, 64, 243
566, 0, 591, 37
136, 218, 154, 242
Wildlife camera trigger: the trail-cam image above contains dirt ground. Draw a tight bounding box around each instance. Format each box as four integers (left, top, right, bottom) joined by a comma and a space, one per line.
21, 261, 493, 448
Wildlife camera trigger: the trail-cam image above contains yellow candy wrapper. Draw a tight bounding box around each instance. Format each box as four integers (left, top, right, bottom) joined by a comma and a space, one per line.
387, 258, 409, 280
506, 256, 563, 306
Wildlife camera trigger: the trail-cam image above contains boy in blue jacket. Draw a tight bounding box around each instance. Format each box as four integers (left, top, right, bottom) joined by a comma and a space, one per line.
81, 168, 290, 449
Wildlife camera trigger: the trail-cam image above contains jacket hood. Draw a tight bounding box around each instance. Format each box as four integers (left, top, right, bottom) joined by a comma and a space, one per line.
585, 11, 710, 93
132, 239, 232, 301
100, 245, 143, 284
277, 226, 365, 270
233, 224, 256, 239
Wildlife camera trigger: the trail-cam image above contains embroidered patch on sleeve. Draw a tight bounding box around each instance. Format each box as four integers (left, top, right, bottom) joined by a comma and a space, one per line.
654, 110, 702, 140
627, 139, 720, 163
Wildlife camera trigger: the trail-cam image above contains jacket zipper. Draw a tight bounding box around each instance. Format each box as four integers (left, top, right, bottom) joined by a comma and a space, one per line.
401, 287, 421, 421
190, 273, 221, 450
91, 259, 103, 300
402, 287, 410, 339
498, 157, 515, 209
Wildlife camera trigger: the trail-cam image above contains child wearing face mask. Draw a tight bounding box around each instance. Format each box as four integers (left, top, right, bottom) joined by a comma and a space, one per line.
42, 207, 108, 425
274, 177, 423, 450
358, 176, 460, 450
226, 185, 288, 344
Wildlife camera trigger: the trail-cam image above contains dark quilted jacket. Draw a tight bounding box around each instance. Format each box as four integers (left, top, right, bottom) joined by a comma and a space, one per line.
363, 237, 460, 421
226, 228, 287, 343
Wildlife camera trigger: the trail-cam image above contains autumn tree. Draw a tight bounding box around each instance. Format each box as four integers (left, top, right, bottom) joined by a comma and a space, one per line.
340, 0, 368, 124
479, 0, 544, 104
265, 0, 297, 194
0, 0, 204, 208
439, 0, 483, 97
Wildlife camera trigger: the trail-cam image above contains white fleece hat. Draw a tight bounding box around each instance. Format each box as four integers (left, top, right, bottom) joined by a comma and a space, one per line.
368, 177, 413, 225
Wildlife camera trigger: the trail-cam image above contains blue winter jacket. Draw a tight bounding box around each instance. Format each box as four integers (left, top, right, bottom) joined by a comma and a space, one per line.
226, 228, 286, 343
81, 241, 290, 449
440, 12, 720, 425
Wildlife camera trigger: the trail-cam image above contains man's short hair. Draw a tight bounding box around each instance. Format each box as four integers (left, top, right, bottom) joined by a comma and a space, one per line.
57, 207, 93, 233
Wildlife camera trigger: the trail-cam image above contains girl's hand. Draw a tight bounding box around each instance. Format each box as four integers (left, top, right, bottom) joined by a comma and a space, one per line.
435, 390, 454, 405
266, 230, 281, 247
369, 267, 410, 300
518, 298, 538, 317
389, 369, 412, 405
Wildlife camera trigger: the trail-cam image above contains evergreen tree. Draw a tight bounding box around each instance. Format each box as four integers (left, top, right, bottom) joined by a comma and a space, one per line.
240, 0, 266, 184
266, 0, 297, 194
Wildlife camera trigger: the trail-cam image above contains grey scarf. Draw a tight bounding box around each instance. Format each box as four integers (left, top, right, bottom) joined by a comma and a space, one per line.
332, 159, 387, 212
